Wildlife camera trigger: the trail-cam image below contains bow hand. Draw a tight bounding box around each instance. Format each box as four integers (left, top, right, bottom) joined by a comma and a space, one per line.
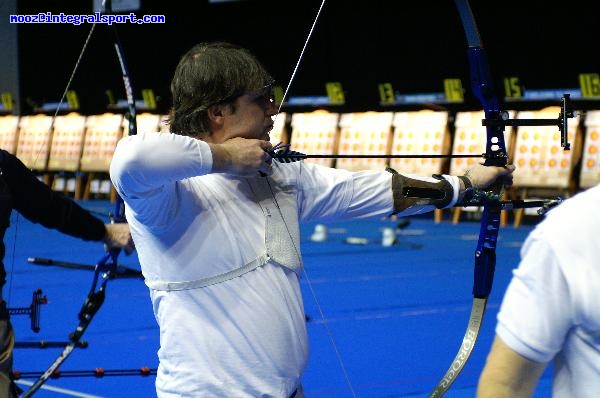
465, 163, 515, 191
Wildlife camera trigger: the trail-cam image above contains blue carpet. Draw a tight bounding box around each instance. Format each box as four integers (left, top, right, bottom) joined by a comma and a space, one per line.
4, 201, 551, 397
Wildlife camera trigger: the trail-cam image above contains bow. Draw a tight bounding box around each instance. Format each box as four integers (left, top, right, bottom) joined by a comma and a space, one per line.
427, 1, 572, 396
19, 1, 137, 395
271, 1, 573, 396
426, 1, 506, 395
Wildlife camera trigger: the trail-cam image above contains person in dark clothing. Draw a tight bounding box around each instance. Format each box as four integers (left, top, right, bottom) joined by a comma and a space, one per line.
0, 149, 134, 396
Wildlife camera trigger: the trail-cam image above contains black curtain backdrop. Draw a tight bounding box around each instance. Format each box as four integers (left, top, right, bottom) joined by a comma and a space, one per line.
16, 0, 600, 114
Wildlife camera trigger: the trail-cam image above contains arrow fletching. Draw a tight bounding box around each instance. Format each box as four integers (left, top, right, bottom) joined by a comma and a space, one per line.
270, 149, 307, 163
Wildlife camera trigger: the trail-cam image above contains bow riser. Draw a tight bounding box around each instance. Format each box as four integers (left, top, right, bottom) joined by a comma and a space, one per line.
474, 205, 500, 298
466, 44, 506, 299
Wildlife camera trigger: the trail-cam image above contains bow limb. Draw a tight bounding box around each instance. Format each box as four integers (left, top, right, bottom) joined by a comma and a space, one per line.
19, 0, 137, 395
428, 1, 506, 397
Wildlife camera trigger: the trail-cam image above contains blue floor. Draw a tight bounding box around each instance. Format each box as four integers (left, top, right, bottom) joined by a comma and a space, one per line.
4, 201, 552, 397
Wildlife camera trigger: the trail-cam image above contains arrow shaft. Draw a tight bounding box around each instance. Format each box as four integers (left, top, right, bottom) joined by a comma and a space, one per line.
301, 153, 482, 159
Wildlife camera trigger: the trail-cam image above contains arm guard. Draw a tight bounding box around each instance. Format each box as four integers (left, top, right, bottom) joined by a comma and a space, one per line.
388, 167, 455, 213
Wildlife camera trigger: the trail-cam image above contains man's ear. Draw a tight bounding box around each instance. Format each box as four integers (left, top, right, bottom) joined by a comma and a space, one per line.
207, 103, 225, 125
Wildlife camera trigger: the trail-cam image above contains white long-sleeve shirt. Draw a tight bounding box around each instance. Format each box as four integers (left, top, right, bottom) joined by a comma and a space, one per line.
110, 132, 460, 397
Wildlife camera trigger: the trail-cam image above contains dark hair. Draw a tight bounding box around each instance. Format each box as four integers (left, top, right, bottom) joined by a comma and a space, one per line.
168, 42, 273, 137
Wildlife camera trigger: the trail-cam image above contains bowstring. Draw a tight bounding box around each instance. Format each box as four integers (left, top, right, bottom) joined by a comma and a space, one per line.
6, 9, 100, 309
264, 175, 357, 398
270, 0, 358, 395
274, 0, 326, 120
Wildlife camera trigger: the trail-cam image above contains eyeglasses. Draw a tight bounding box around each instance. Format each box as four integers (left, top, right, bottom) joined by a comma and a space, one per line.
246, 80, 276, 105
214, 80, 276, 107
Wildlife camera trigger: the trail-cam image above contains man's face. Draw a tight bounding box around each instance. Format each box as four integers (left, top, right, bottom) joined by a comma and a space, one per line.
208, 83, 278, 144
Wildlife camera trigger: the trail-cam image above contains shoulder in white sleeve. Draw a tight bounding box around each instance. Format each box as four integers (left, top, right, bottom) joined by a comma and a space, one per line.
110, 132, 213, 197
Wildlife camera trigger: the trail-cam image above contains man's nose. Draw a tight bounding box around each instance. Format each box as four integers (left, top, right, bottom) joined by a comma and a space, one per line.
266, 100, 278, 117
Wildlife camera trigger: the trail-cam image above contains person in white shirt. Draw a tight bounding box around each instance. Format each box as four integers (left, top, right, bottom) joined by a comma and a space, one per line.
477, 184, 600, 398
110, 41, 514, 398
